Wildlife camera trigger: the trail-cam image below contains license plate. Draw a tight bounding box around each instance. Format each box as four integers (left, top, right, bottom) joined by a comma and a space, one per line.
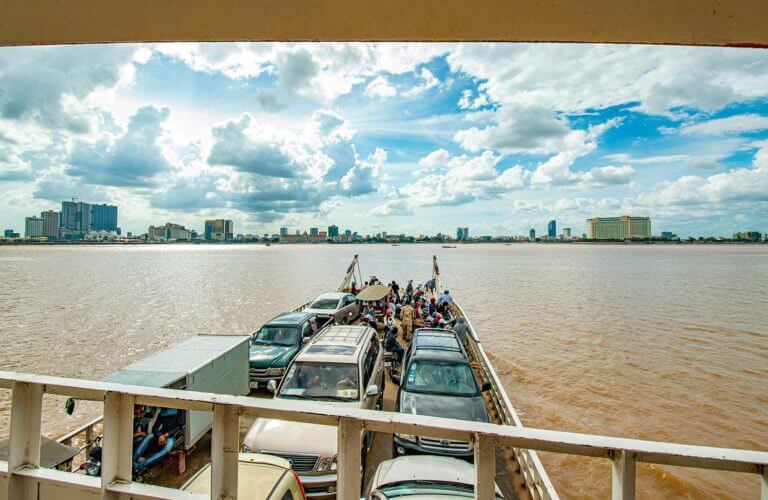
249, 381, 259, 389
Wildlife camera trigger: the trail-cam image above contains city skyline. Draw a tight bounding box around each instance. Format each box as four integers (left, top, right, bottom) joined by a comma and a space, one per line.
0, 43, 767, 237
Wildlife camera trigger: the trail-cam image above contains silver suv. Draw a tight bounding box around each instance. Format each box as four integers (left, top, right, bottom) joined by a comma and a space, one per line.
243, 325, 384, 498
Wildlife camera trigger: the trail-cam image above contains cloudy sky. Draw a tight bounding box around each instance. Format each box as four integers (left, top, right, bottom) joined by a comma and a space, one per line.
1, 43, 767, 237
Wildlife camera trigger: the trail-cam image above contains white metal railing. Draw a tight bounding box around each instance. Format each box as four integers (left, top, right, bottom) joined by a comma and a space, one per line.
0, 372, 766, 500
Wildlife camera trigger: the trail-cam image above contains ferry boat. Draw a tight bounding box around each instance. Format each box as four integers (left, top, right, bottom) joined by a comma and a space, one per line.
0, 254, 555, 499
2, 255, 765, 500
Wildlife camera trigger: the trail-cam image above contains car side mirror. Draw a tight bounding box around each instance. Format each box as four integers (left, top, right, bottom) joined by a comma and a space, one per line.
267, 379, 277, 393
481, 381, 492, 393
365, 384, 378, 397
391, 375, 401, 386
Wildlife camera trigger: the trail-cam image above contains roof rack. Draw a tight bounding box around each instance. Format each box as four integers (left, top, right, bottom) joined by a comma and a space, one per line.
313, 325, 368, 345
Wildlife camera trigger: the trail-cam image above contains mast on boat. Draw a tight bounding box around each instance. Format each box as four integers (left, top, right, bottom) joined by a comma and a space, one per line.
337, 254, 361, 292
432, 254, 441, 293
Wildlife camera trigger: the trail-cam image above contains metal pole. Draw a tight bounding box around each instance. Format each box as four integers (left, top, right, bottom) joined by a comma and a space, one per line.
101, 391, 134, 499
612, 450, 636, 500
337, 417, 362, 500
211, 404, 239, 499
8, 381, 43, 500
474, 433, 496, 500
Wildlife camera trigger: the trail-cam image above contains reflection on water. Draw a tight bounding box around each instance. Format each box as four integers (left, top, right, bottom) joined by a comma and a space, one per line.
0, 244, 766, 498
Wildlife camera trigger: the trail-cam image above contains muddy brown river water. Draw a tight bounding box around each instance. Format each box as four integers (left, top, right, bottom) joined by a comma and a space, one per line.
1, 244, 766, 498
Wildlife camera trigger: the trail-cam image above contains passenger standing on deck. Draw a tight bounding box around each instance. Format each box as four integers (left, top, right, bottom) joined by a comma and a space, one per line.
453, 316, 469, 345
428, 296, 437, 316
400, 301, 414, 341
391, 280, 400, 300
406, 279, 414, 296
425, 278, 435, 294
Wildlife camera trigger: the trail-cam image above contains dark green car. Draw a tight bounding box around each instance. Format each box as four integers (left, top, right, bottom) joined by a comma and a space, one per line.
249, 311, 318, 389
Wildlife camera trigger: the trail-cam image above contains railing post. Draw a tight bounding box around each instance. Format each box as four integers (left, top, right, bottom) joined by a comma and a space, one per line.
474, 433, 496, 500
337, 417, 362, 500
101, 391, 134, 499
761, 465, 767, 500
612, 450, 636, 500
212, 404, 239, 499
8, 381, 43, 500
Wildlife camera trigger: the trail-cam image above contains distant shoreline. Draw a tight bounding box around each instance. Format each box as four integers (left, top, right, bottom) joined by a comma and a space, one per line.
1, 239, 765, 246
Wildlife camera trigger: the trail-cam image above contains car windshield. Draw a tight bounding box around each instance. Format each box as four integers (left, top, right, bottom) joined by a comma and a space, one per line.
309, 298, 339, 310
253, 326, 299, 346
377, 481, 476, 498
404, 360, 478, 396
279, 362, 359, 401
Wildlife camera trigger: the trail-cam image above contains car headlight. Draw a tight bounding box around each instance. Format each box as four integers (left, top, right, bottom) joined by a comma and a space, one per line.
395, 433, 417, 442
266, 367, 286, 376
316, 455, 337, 472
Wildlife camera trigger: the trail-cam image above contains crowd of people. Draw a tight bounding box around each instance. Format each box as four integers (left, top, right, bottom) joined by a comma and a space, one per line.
357, 276, 469, 367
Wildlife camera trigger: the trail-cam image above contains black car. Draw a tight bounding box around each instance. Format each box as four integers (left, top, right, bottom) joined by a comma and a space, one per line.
392, 346, 491, 460
403, 328, 466, 366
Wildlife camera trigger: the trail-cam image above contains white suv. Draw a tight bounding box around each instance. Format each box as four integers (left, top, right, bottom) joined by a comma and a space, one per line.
243, 325, 384, 498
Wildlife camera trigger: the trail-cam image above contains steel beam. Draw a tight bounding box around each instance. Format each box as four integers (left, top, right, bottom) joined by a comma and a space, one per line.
2, 0, 768, 47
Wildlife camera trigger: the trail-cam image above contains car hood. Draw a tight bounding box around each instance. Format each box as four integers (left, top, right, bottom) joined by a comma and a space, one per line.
400, 391, 490, 422
243, 417, 339, 457
249, 344, 297, 369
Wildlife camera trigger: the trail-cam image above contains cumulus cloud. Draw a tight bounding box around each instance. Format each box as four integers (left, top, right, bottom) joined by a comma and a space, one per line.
369, 199, 413, 217
208, 115, 299, 178
373, 149, 529, 212
365, 76, 397, 98
0, 45, 138, 132
404, 68, 440, 97
341, 148, 387, 196
454, 105, 571, 154
635, 141, 768, 207
447, 44, 768, 117
67, 105, 172, 187
677, 114, 768, 136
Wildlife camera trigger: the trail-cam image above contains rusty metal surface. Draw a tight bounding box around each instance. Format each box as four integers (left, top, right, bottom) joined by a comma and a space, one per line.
2, 0, 768, 47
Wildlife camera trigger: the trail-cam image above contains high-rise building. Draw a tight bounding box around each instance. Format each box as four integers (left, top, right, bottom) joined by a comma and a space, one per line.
562, 227, 571, 238
586, 216, 651, 240
148, 223, 192, 241
548, 220, 557, 238
25, 216, 44, 238
280, 227, 288, 237
529, 228, 536, 239
90, 203, 118, 232
310, 227, 319, 236
60, 201, 92, 232
60, 201, 78, 230
204, 219, 233, 241
661, 231, 675, 238
328, 225, 339, 238
41, 210, 60, 240
456, 227, 469, 241
3, 229, 20, 238
344, 229, 352, 237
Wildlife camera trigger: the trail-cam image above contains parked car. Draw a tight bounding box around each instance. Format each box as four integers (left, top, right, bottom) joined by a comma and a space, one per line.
392, 331, 491, 459
243, 325, 384, 499
303, 292, 359, 326
182, 453, 306, 499
249, 312, 319, 390
367, 455, 503, 499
